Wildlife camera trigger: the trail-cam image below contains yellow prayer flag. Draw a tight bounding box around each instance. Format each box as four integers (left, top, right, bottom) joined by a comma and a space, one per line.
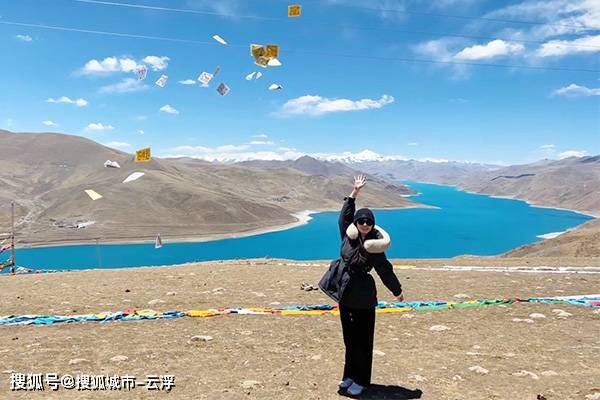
288, 4, 302, 17
135, 147, 152, 163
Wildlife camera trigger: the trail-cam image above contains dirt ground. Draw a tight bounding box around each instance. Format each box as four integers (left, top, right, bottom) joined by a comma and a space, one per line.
0, 258, 599, 400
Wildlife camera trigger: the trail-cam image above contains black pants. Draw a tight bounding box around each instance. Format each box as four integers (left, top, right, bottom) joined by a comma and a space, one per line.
339, 304, 376, 387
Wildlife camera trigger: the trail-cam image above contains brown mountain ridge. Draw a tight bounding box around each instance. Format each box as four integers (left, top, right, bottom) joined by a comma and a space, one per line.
0, 130, 421, 246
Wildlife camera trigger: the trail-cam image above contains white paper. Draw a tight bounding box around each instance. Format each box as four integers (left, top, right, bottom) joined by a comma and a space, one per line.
123, 172, 145, 183
268, 83, 283, 91
212, 34, 227, 45
155, 74, 168, 87
136, 65, 147, 80
104, 160, 121, 169
84, 189, 103, 201
267, 58, 282, 67
245, 72, 256, 81
198, 72, 213, 85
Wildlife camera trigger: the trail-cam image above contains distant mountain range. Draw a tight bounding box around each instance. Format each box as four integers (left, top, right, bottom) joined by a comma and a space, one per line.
1, 130, 597, 257
0, 130, 419, 246
237, 150, 599, 258
327, 153, 600, 257
345, 154, 600, 216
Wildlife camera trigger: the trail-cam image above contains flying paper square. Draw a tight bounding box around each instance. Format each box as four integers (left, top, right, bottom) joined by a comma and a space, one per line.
266, 44, 279, 59
217, 83, 230, 96
135, 147, 152, 162
212, 34, 227, 45
136, 65, 147, 80
104, 160, 121, 169
198, 72, 213, 85
288, 4, 302, 17
84, 190, 103, 201
155, 74, 168, 87
254, 56, 270, 68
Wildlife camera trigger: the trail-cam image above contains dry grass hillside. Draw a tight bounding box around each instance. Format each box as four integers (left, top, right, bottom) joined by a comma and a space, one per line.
0, 130, 420, 246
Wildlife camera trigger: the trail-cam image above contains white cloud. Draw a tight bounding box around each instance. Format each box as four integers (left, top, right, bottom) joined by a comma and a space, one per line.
178, 79, 197, 85
537, 34, 600, 57
80, 55, 169, 75
553, 83, 600, 97
138, 129, 145, 135
540, 144, 556, 149
81, 57, 139, 75
85, 123, 115, 132
485, 0, 600, 40
160, 104, 180, 115
42, 120, 58, 127
408, 142, 419, 146
454, 40, 525, 60
142, 56, 170, 71
253, 133, 269, 138
103, 141, 131, 149
135, 115, 148, 121
99, 78, 149, 94
249, 140, 275, 145
45, 96, 88, 107
413, 38, 470, 78
16, 34, 33, 42
279, 94, 394, 116
559, 150, 588, 158
484, 0, 600, 34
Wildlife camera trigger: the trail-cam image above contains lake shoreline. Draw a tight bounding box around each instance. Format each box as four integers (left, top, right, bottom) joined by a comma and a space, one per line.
405, 180, 599, 218
17, 203, 431, 249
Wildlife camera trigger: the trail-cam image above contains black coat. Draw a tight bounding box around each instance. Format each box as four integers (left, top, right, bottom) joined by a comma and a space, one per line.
338, 197, 402, 309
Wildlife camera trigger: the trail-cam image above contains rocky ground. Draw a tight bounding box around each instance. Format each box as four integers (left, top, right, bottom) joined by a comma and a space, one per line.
0, 258, 599, 400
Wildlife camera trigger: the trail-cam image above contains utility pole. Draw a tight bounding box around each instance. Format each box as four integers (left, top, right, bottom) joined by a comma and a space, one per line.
10, 201, 15, 273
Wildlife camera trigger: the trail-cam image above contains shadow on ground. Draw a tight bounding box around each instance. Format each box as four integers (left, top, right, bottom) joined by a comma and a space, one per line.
338, 384, 423, 399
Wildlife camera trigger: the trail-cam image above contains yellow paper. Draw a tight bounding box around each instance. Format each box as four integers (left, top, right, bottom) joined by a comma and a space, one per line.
266, 44, 279, 58
84, 190, 103, 201
135, 147, 151, 163
250, 44, 265, 57
288, 4, 301, 17
254, 56, 270, 68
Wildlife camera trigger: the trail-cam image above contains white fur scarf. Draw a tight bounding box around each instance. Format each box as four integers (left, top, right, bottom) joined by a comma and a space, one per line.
346, 223, 391, 254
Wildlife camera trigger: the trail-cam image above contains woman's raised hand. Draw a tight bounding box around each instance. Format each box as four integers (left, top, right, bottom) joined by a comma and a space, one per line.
351, 174, 367, 197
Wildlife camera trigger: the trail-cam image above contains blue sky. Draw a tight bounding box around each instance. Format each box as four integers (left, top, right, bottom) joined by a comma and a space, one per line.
1, 0, 599, 165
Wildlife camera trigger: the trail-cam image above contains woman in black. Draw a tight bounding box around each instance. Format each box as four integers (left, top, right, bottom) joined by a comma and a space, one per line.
337, 174, 404, 397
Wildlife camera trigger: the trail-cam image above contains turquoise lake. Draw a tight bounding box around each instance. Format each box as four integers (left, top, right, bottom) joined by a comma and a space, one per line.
7, 182, 594, 270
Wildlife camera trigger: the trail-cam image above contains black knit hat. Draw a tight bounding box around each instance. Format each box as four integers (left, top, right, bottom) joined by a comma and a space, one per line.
353, 208, 375, 225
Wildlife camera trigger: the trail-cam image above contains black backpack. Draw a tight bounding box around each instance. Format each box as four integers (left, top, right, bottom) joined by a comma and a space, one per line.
318, 258, 351, 303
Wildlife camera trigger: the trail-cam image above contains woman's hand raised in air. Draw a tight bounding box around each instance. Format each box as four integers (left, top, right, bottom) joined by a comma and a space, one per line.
350, 174, 367, 198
